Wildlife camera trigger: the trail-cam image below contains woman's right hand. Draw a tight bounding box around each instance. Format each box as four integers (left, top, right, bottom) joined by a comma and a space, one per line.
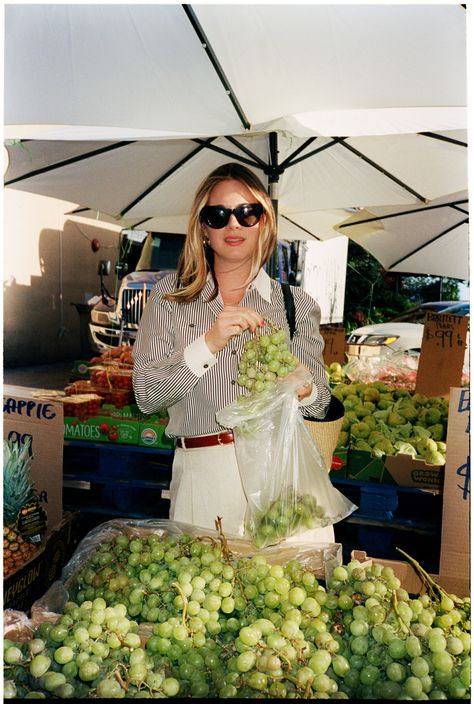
205, 306, 264, 354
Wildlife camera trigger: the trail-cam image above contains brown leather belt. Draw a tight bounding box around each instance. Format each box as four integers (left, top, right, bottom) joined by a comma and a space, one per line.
175, 431, 234, 449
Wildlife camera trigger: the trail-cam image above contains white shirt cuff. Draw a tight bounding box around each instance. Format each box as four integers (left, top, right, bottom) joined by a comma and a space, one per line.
298, 382, 318, 408
184, 334, 218, 377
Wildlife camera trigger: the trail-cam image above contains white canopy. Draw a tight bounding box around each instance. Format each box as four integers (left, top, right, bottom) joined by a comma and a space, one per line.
4, 4, 467, 139
334, 191, 470, 280
5, 131, 468, 247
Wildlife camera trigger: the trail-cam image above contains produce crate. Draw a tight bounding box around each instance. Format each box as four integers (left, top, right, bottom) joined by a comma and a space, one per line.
333, 478, 443, 574
329, 447, 348, 479
346, 448, 385, 482
3, 512, 80, 612
63, 441, 173, 521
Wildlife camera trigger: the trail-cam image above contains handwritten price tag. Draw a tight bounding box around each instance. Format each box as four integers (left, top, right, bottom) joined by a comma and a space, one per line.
415, 312, 468, 397
320, 326, 346, 365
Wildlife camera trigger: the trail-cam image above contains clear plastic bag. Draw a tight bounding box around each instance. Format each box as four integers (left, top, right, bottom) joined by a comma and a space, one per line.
216, 370, 357, 548
345, 349, 419, 389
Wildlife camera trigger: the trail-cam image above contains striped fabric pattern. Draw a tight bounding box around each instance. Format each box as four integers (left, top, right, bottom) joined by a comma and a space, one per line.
132, 271, 331, 437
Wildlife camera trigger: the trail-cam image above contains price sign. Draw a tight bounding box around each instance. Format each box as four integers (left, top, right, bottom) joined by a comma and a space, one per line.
320, 326, 347, 365
415, 312, 468, 397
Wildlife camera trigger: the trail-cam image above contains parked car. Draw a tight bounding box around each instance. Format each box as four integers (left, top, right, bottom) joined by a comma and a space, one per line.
346, 300, 469, 358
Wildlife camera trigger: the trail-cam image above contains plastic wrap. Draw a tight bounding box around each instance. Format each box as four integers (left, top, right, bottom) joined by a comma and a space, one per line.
345, 350, 419, 389
30, 518, 343, 623
3, 609, 35, 642
216, 371, 356, 548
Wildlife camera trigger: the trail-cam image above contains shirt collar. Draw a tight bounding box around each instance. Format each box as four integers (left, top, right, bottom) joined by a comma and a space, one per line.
250, 268, 272, 302
204, 268, 272, 303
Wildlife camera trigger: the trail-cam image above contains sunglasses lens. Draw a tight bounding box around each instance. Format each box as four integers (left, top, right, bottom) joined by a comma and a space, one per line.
201, 206, 229, 229
236, 203, 263, 227
200, 203, 263, 228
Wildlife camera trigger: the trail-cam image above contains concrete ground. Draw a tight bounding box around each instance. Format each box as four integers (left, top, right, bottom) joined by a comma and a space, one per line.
3, 361, 75, 391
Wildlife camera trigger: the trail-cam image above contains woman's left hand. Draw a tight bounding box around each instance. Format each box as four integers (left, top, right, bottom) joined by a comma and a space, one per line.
296, 379, 313, 401
284, 364, 313, 401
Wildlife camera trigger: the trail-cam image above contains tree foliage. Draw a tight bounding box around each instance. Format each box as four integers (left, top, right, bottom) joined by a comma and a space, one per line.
343, 242, 462, 331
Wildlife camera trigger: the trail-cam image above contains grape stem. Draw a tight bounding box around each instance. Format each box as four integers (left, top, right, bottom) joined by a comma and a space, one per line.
396, 547, 464, 607
214, 516, 233, 563
390, 590, 410, 634
171, 581, 189, 628
114, 668, 128, 690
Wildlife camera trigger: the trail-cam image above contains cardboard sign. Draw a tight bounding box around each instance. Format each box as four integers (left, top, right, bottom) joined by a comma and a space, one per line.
320, 326, 347, 365
438, 387, 470, 589
3, 386, 64, 532
415, 312, 468, 397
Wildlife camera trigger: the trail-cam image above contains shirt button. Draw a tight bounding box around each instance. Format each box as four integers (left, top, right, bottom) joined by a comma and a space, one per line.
231, 350, 237, 355
231, 380, 236, 385
203, 364, 209, 369
189, 323, 195, 328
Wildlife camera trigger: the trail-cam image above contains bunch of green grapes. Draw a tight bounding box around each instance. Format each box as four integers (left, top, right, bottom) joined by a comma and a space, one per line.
247, 488, 327, 548
237, 322, 299, 395
4, 530, 470, 700
3, 597, 180, 699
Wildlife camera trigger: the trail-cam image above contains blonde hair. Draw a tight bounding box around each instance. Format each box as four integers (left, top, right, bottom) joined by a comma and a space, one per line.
165, 163, 277, 303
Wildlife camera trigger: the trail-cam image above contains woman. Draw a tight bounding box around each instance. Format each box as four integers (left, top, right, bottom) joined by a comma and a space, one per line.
133, 162, 332, 541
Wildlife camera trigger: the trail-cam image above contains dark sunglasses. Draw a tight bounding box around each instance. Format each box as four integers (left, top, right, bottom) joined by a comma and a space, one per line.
200, 202, 263, 229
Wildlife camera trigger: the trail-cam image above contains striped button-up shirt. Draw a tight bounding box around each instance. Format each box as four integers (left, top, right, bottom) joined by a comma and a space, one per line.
132, 268, 331, 437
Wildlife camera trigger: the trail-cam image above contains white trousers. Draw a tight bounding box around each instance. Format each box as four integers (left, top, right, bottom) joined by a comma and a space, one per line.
169, 443, 335, 545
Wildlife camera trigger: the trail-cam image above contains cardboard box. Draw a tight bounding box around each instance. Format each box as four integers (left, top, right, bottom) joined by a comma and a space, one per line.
3, 385, 64, 531
383, 454, 444, 490
64, 408, 174, 449
3, 512, 80, 612
438, 387, 470, 586
351, 550, 469, 597
344, 446, 444, 490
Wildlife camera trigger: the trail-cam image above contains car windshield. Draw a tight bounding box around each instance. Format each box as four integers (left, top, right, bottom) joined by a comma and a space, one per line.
389, 302, 465, 324
136, 233, 185, 272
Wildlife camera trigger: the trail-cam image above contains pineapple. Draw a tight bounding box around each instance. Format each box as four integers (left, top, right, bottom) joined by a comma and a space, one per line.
3, 438, 40, 577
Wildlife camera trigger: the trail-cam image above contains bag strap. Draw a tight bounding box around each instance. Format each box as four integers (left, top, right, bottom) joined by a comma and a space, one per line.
281, 282, 296, 340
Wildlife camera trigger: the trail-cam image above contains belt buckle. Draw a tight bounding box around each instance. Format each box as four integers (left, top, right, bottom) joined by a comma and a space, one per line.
217, 433, 224, 446
179, 437, 186, 449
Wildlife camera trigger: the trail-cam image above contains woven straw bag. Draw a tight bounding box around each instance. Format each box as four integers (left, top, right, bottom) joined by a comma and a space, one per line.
303, 395, 345, 473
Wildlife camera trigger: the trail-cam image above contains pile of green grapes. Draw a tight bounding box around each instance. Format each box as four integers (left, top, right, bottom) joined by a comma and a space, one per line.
3, 530, 471, 699
236, 322, 299, 395
248, 488, 327, 549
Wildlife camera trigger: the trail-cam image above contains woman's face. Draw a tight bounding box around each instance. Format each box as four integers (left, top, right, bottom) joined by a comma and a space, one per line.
203, 179, 263, 270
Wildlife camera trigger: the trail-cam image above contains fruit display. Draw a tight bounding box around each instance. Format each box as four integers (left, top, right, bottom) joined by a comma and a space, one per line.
3, 526, 470, 699
60, 394, 104, 422
65, 382, 132, 409
325, 362, 348, 386
333, 381, 449, 464
236, 320, 299, 395
3, 439, 41, 577
90, 366, 134, 391
90, 344, 133, 367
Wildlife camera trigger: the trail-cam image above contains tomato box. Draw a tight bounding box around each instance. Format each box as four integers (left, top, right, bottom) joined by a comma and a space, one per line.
64, 414, 140, 444
64, 408, 174, 449
138, 419, 174, 449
